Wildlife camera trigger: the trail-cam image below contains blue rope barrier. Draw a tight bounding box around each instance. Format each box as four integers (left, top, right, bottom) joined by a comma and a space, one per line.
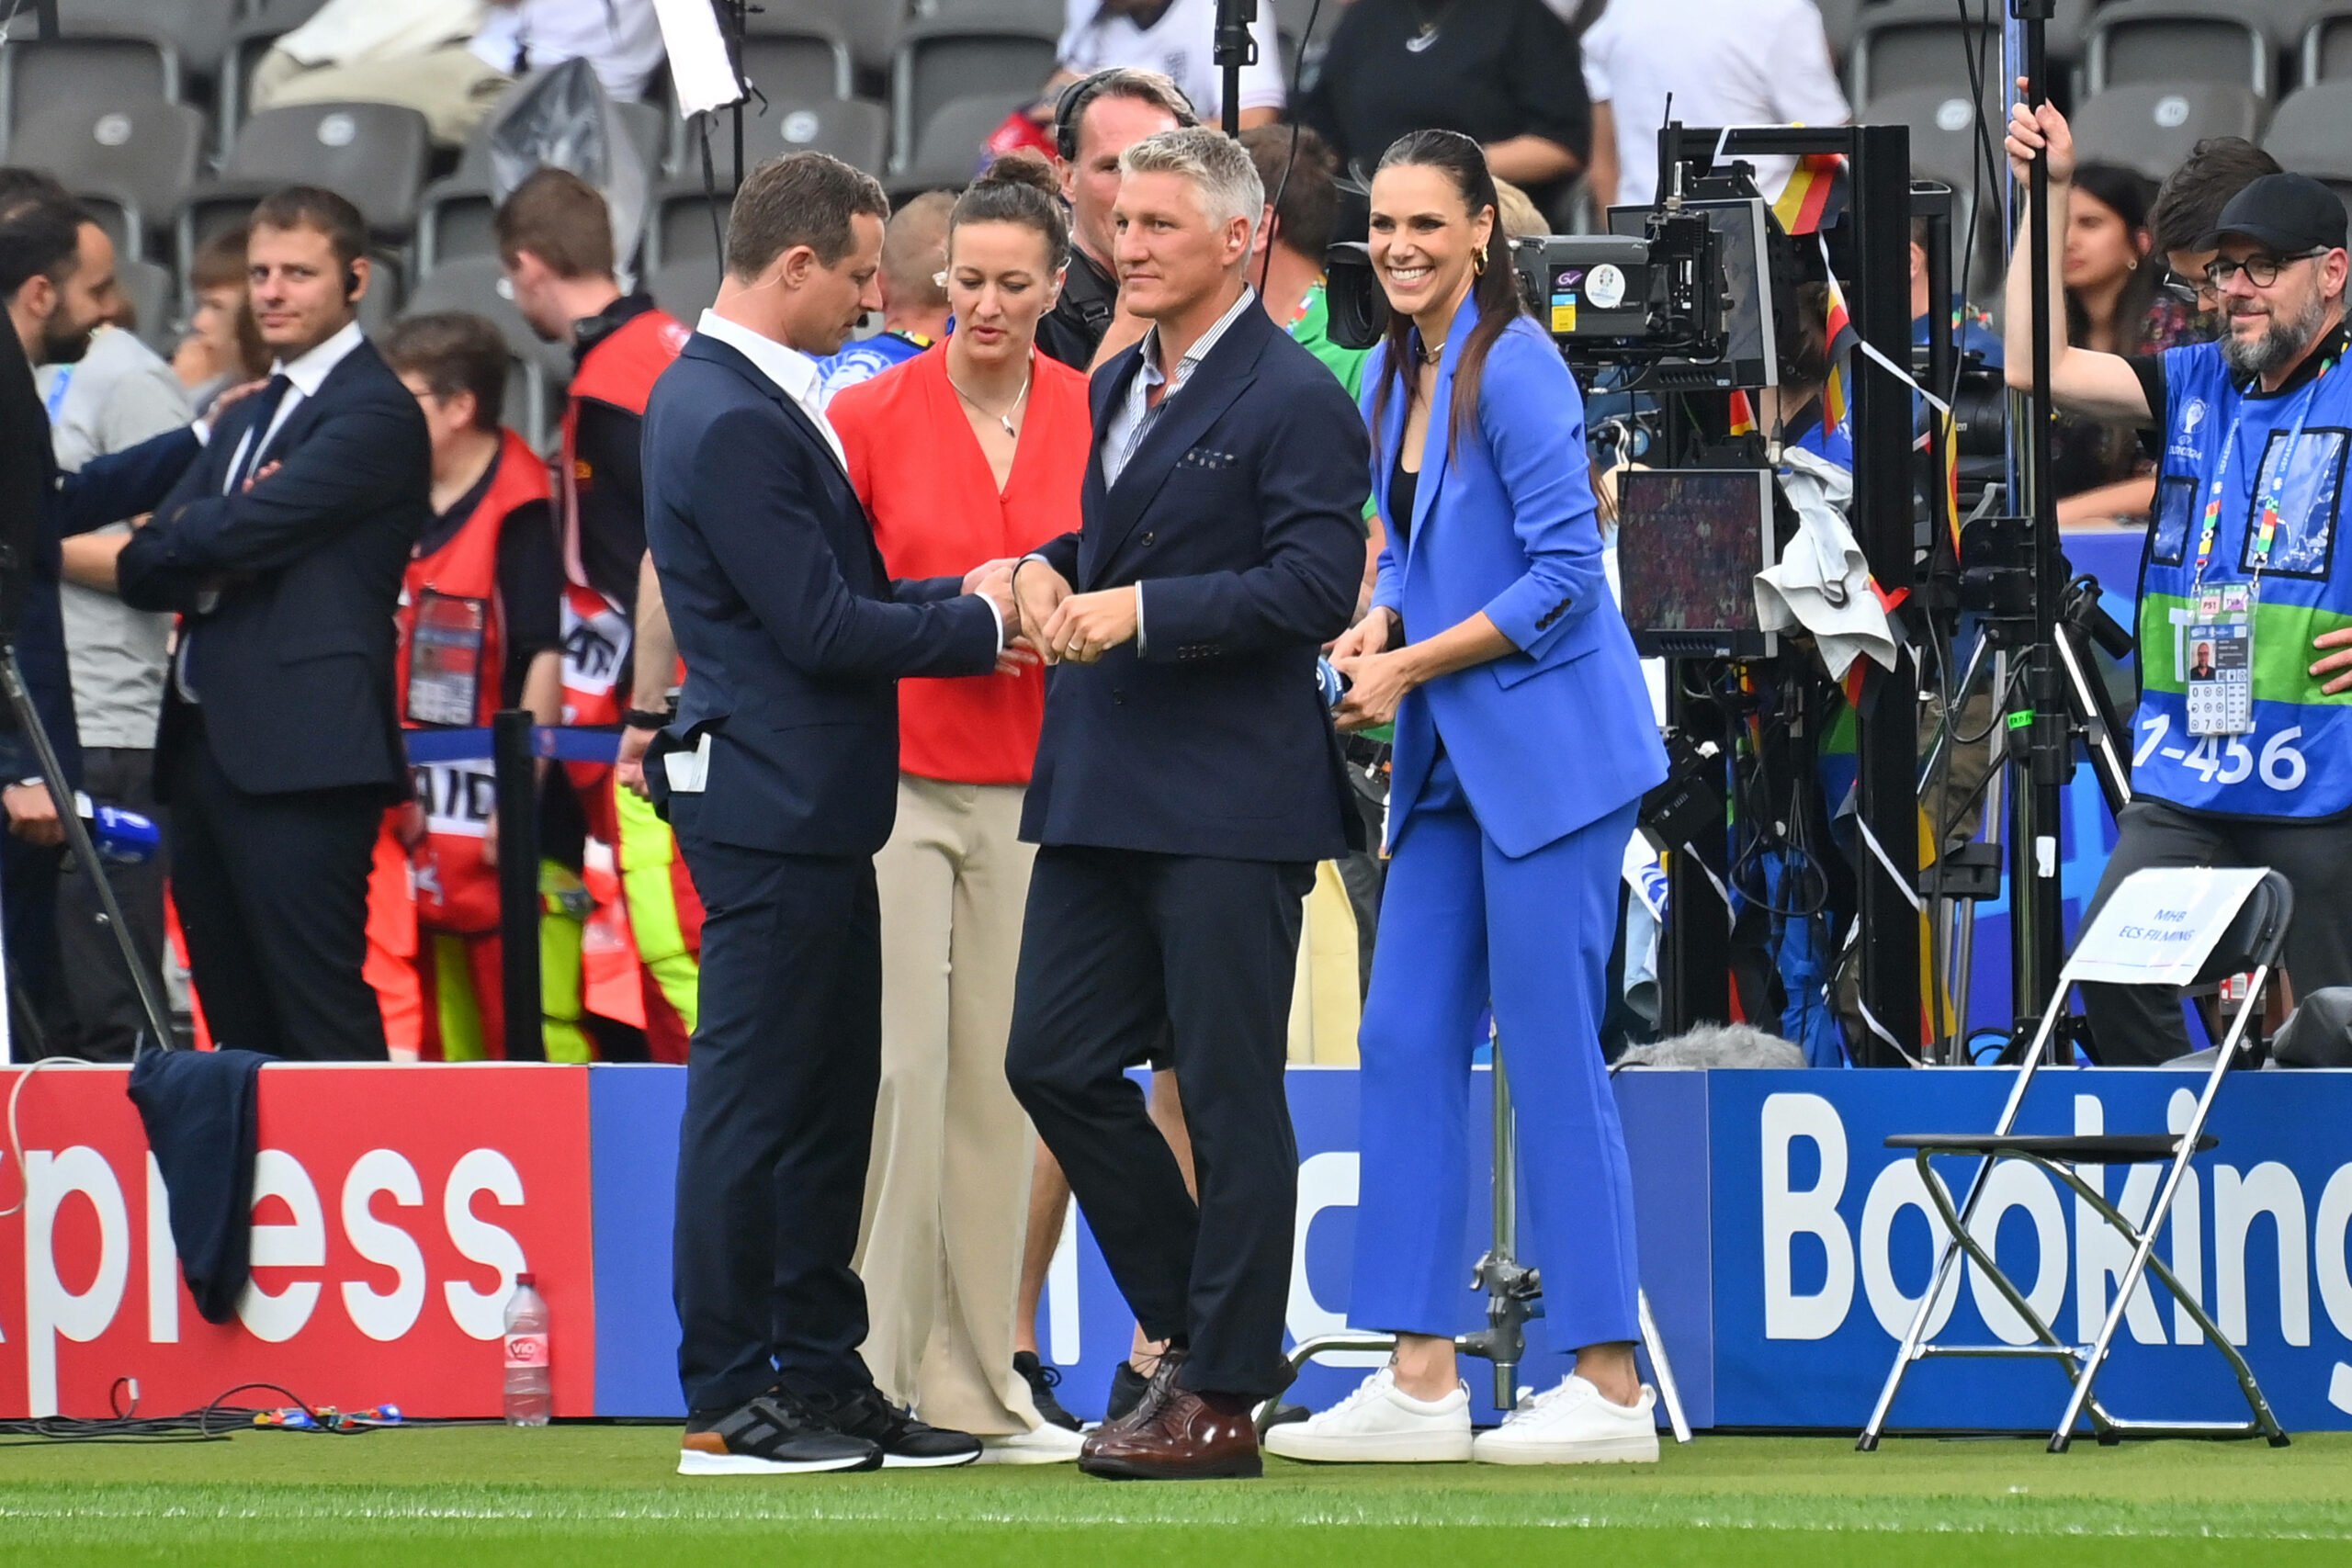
401, 726, 627, 765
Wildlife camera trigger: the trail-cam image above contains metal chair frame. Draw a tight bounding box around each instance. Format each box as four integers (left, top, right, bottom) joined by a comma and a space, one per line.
1858, 869, 2295, 1453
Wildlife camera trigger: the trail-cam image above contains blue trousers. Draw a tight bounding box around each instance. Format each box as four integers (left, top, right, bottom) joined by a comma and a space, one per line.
1348, 761, 1642, 1354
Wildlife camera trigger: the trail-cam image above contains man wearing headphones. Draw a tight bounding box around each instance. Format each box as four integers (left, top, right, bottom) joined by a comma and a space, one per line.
1035, 68, 1197, 373
119, 186, 430, 1060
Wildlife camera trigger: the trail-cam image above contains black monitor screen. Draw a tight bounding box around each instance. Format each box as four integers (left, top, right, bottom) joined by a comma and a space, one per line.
1616, 468, 1775, 656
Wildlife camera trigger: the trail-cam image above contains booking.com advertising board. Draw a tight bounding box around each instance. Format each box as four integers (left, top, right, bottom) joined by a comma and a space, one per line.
12, 1059, 2352, 1434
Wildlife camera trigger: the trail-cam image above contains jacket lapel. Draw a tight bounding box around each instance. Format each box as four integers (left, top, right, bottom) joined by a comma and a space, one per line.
1403, 291, 1478, 574
689, 334, 883, 581
1086, 306, 1266, 583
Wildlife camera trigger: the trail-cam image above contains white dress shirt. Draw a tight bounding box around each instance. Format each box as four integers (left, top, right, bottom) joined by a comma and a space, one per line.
220, 319, 367, 495
693, 310, 1001, 649
1057, 0, 1286, 123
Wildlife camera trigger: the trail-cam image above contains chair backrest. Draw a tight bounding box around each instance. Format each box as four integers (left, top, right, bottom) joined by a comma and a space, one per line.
1849, 0, 2095, 105
677, 96, 889, 176
894, 90, 1029, 192
1862, 85, 1998, 190
918, 0, 1066, 28
738, 26, 855, 106
889, 14, 1057, 174
400, 254, 571, 386
616, 96, 672, 180
650, 187, 734, 272
1815, 0, 1867, 60
778, 0, 909, 78
223, 101, 433, 235
2087, 1, 2274, 96
0, 32, 179, 152
2192, 869, 2296, 985
61, 0, 238, 79
650, 255, 722, 324
416, 180, 498, 276
2263, 79, 2352, 173
2306, 6, 2352, 84
2071, 80, 2269, 181
116, 254, 175, 355
9, 98, 206, 238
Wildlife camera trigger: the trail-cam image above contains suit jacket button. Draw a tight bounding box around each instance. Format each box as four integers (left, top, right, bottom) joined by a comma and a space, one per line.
1113, 688, 1125, 704
1141, 531, 1155, 546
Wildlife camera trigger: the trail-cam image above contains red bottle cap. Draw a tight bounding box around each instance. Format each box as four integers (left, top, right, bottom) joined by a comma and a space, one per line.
516, 1272, 537, 1288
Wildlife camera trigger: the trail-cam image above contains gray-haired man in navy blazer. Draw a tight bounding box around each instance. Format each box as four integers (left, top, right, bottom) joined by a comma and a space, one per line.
640, 152, 1023, 1477
1004, 126, 1372, 1481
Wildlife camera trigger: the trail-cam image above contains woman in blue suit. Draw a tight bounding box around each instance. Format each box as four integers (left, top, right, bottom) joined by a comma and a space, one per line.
1264, 131, 1668, 1466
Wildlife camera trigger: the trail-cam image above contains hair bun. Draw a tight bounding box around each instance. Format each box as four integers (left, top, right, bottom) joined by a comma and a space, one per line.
976, 149, 1059, 197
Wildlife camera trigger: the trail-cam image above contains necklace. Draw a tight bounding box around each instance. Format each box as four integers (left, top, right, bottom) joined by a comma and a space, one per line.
947, 355, 1031, 439
1419, 336, 1447, 367
1407, 0, 1462, 51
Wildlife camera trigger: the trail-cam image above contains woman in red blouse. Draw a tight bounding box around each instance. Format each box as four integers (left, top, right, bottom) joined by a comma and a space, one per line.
830, 152, 1091, 1461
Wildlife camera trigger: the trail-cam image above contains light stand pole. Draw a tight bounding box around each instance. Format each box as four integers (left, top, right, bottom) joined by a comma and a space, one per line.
2005, 1, 2071, 1038
1212, 0, 1257, 137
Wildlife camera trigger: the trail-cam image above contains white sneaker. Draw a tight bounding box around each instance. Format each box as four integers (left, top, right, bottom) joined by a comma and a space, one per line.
976, 1421, 1087, 1465
1472, 1375, 1660, 1465
1261, 1364, 1473, 1463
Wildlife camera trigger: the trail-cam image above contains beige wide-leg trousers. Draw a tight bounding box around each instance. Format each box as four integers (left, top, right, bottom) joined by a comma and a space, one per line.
854, 774, 1044, 1434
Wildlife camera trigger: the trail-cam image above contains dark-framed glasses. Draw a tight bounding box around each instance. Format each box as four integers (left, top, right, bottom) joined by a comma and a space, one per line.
2202, 249, 2329, 289
2156, 267, 2203, 305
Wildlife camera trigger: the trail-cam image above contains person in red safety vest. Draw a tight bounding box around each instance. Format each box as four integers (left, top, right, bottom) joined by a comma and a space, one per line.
379, 312, 576, 1060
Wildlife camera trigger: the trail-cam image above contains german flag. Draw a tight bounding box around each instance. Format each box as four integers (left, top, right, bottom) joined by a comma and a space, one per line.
1819, 266, 1860, 431
1773, 152, 1849, 237
1727, 389, 1757, 435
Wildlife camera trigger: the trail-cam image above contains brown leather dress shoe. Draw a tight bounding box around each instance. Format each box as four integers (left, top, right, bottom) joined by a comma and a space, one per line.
1080, 1352, 1262, 1480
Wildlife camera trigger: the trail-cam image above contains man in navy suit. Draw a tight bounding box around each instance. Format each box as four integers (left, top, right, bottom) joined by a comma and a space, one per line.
642, 152, 1021, 1476
1, 180, 207, 1043
1004, 126, 1371, 1480
119, 186, 429, 1061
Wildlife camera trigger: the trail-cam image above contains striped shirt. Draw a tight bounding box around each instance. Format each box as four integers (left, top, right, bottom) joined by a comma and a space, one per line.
1101, 285, 1258, 490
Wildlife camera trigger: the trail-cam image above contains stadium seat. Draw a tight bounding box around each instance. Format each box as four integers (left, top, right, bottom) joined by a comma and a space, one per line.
214, 0, 333, 156
0, 29, 180, 155
2261, 81, 2352, 225
7, 98, 206, 257
116, 254, 176, 357
888, 12, 1058, 175
1848, 0, 2093, 106
2085, 1, 2274, 97
401, 254, 569, 449
649, 256, 722, 324
1863, 86, 2007, 291
209, 101, 433, 238
919, 0, 1066, 30
645, 186, 734, 273
416, 179, 498, 276
2303, 6, 2352, 84
60, 0, 239, 82
672, 97, 890, 178
78, 192, 140, 262
1814, 0, 1866, 62
2069, 79, 2267, 181
777, 0, 910, 81
889, 91, 1029, 197
738, 24, 856, 107
616, 96, 672, 180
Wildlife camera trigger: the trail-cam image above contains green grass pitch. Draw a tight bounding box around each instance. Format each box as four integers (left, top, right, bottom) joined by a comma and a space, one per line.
5, 1424, 2351, 1566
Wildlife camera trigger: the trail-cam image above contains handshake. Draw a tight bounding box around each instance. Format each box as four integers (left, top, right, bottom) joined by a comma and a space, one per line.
961, 556, 1140, 670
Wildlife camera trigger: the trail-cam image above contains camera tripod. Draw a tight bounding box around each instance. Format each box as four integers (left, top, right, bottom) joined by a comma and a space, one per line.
1261, 1043, 1692, 1443
0, 638, 173, 1058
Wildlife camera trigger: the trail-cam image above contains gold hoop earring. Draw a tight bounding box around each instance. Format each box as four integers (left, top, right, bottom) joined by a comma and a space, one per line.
1474, 249, 1487, 276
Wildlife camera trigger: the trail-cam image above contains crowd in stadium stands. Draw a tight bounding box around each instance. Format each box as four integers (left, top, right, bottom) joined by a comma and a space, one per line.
2, 0, 2351, 1462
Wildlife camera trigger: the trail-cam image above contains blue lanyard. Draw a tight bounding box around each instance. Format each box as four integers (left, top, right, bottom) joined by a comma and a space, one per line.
2194, 363, 2333, 592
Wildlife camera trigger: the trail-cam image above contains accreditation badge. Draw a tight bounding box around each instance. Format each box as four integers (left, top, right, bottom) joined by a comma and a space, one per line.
2185, 583, 2255, 738
407, 590, 489, 728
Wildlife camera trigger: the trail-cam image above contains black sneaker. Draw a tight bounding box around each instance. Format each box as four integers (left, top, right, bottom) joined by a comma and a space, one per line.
1014, 1351, 1082, 1432
1104, 1359, 1153, 1426
802, 1383, 983, 1469
678, 1393, 882, 1475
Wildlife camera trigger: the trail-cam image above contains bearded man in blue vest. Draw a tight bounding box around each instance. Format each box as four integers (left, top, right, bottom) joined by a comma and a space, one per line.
2006, 101, 2352, 1062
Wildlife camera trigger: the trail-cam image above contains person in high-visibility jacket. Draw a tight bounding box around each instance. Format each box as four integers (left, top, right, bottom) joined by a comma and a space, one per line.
502, 166, 701, 1058
380, 312, 575, 1060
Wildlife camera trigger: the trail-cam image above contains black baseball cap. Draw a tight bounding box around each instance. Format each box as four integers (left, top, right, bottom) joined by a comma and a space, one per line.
2194, 172, 2350, 254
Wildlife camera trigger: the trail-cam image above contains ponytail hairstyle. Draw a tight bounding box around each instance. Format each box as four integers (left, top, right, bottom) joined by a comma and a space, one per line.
1369, 130, 1522, 459
951, 149, 1072, 275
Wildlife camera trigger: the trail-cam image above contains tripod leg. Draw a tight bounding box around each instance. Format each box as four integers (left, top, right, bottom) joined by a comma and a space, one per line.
0, 649, 174, 1054
1636, 1289, 1692, 1444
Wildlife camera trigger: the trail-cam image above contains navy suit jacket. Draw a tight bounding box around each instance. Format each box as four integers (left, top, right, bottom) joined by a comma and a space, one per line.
118, 335, 428, 798
1023, 298, 1370, 863
641, 332, 999, 858
2, 322, 200, 787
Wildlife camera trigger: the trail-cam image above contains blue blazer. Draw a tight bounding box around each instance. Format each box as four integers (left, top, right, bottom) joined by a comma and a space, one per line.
641, 332, 999, 858
1367, 299, 1666, 858
1023, 299, 1369, 863
120, 337, 425, 799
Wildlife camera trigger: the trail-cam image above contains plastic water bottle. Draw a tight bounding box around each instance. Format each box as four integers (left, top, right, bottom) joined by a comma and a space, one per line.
503, 1273, 551, 1427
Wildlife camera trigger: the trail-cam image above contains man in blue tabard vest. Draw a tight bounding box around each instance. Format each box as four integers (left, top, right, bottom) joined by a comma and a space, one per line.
2007, 99, 2352, 1063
